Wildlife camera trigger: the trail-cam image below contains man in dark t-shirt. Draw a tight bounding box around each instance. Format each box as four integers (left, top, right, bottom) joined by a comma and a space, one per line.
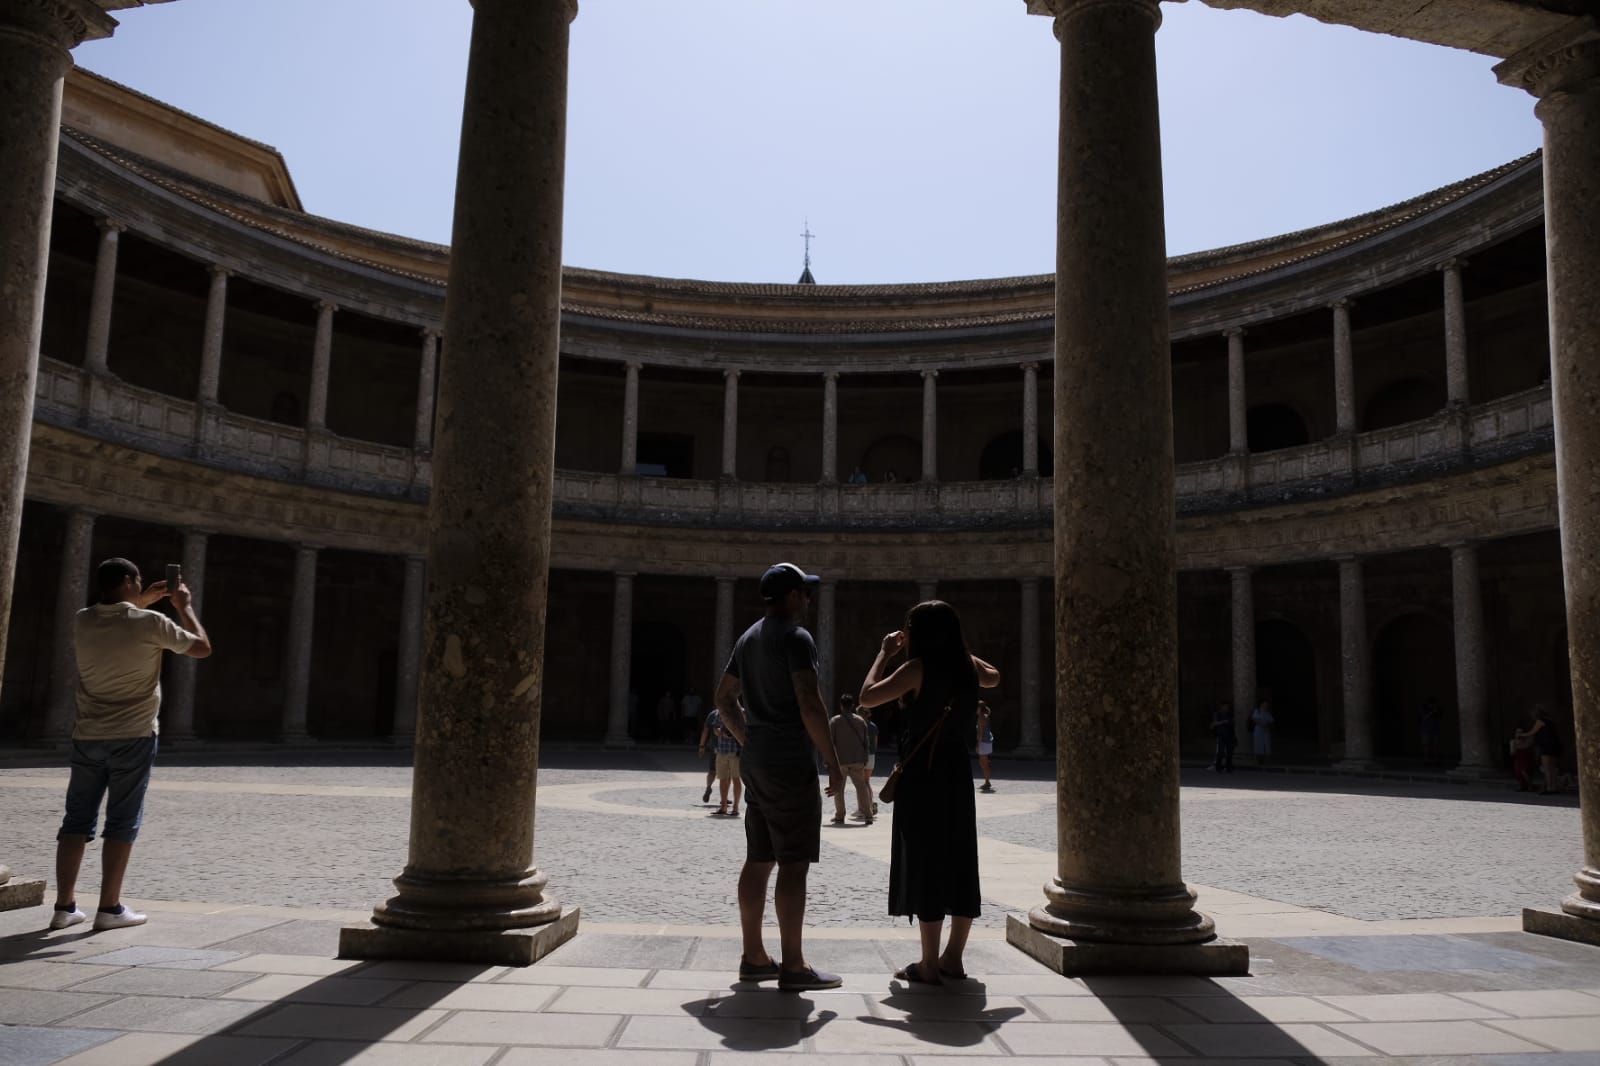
715, 562, 844, 992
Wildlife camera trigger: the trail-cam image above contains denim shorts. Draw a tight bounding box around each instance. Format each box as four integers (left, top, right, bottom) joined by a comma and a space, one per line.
58, 735, 159, 843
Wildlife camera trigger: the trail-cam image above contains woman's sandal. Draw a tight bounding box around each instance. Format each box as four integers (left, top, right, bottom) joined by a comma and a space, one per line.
940, 965, 968, 980
895, 960, 942, 985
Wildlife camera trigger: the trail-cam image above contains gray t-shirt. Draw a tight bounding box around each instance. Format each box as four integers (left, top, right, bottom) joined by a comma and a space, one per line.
725, 614, 818, 769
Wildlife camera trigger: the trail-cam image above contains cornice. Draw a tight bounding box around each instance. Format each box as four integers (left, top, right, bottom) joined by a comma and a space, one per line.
2, 0, 116, 52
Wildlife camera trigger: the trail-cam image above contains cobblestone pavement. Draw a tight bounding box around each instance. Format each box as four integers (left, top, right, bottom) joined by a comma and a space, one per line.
0, 751, 1583, 928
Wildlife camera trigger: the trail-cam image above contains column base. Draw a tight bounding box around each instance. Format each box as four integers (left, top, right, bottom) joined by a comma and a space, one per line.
0, 878, 46, 912
1522, 906, 1600, 947
603, 735, 636, 749
1009, 745, 1050, 760
339, 906, 579, 967
1007, 914, 1248, 976
1447, 764, 1501, 781
1335, 758, 1382, 773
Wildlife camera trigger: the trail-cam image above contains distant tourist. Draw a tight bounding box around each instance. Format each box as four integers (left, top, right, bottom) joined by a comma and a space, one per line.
885, 469, 899, 483
51, 558, 212, 932
847, 465, 868, 484
699, 705, 744, 816
860, 704, 880, 816
976, 701, 996, 792
1517, 702, 1565, 795
1211, 701, 1236, 773
1510, 712, 1538, 792
827, 694, 873, 824
713, 562, 844, 991
1250, 698, 1275, 763
859, 600, 1000, 985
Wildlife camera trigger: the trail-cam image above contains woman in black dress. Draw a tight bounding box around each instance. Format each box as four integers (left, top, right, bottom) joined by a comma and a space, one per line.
859, 600, 1000, 984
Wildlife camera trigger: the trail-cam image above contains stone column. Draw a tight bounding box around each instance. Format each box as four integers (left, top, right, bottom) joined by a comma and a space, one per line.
45, 508, 95, 742
619, 360, 640, 475
816, 577, 837, 706
281, 544, 318, 741
1332, 298, 1356, 435
1227, 567, 1255, 729
1448, 542, 1495, 774
1441, 258, 1470, 407
392, 555, 425, 743
341, 0, 580, 967
1336, 556, 1376, 768
820, 371, 839, 483
713, 576, 736, 682
720, 368, 739, 478
604, 571, 634, 747
1022, 362, 1040, 476
83, 219, 124, 375
1225, 328, 1248, 453
1016, 576, 1045, 756
918, 580, 937, 604
414, 329, 440, 451
1010, 0, 1241, 976
163, 529, 209, 742
920, 369, 939, 482
307, 300, 336, 432
0, 0, 113, 913
195, 265, 228, 448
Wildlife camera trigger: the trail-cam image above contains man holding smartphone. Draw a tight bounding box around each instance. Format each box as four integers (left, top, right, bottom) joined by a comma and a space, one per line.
49, 557, 211, 931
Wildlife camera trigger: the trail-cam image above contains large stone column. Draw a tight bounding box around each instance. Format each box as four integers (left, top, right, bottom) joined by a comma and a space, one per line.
341, 0, 580, 967
816, 577, 837, 706
1015, 575, 1046, 757
83, 219, 123, 375
45, 508, 95, 742
1331, 297, 1356, 435
281, 544, 318, 741
195, 265, 228, 448
604, 571, 634, 747
720, 368, 739, 478
1010, 0, 1241, 976
713, 575, 736, 682
918, 580, 937, 604
392, 555, 425, 743
1497, 23, 1600, 945
163, 528, 209, 743
1441, 258, 1470, 407
1448, 541, 1495, 774
920, 369, 939, 481
619, 360, 639, 474
307, 300, 336, 432
414, 329, 440, 452
820, 371, 838, 483
1225, 328, 1248, 454
1022, 362, 1040, 476
0, 0, 112, 916
1227, 566, 1254, 731
1336, 556, 1376, 768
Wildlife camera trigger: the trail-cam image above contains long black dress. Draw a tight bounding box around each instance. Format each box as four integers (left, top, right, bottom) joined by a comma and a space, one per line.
887, 668, 980, 921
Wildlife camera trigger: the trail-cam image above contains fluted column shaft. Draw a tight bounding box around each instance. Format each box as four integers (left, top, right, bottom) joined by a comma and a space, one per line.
605, 572, 634, 746
46, 509, 96, 740
282, 545, 318, 739
820, 371, 838, 483
83, 220, 123, 374
1441, 259, 1470, 406
921, 369, 938, 481
307, 300, 335, 431
1332, 298, 1356, 435
1337, 556, 1374, 764
721, 369, 739, 478
1226, 329, 1248, 453
816, 578, 837, 705
1031, 0, 1214, 950
392, 555, 425, 741
1228, 567, 1254, 726
163, 529, 209, 741
415, 330, 440, 451
1022, 362, 1040, 475
620, 360, 640, 474
1018, 576, 1043, 752
713, 576, 736, 683
1450, 542, 1494, 770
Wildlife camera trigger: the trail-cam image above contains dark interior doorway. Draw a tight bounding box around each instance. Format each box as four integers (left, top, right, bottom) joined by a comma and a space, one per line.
1255, 619, 1318, 752
1373, 612, 1457, 762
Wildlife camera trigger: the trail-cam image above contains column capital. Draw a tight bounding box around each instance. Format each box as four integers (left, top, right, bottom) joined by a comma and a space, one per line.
296, 543, 324, 556
181, 526, 215, 539
921, 368, 939, 380
1443, 539, 1478, 553
1495, 23, 1600, 100
723, 367, 740, 381
3, 0, 117, 51
315, 299, 338, 315
96, 218, 126, 236
1330, 296, 1356, 312
624, 359, 642, 372
1438, 256, 1469, 274
1027, 0, 1162, 35
1223, 326, 1247, 340
1224, 564, 1253, 576
1332, 553, 1362, 565
207, 263, 231, 281
614, 569, 637, 580
1021, 361, 1040, 372
420, 326, 441, 343
560, 0, 579, 23
823, 370, 839, 382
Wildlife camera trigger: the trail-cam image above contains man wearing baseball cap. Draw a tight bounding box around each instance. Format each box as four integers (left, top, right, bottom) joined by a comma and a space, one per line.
714, 561, 845, 991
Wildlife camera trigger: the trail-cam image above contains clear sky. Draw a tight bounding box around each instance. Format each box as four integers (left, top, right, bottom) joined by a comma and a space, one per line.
76, 0, 1543, 285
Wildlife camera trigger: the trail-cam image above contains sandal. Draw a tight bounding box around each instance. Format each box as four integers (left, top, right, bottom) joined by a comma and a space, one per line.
940, 964, 968, 980
894, 960, 941, 985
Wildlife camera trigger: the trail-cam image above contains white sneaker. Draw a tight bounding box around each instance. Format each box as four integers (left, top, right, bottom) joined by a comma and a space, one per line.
92, 906, 147, 931
48, 906, 87, 930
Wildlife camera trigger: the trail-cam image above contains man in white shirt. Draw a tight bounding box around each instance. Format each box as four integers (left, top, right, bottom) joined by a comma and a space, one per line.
50, 557, 211, 932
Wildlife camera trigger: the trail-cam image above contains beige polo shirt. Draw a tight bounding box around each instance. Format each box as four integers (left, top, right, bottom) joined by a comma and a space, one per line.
74, 602, 197, 740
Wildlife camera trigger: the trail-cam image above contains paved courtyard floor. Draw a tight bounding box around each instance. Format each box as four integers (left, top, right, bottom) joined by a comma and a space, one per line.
1, 750, 1597, 1064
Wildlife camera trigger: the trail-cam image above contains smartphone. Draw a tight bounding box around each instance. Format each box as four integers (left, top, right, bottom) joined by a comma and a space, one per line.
165, 563, 181, 591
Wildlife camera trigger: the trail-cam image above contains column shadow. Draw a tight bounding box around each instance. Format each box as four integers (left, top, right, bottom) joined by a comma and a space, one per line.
1080, 975, 1337, 1062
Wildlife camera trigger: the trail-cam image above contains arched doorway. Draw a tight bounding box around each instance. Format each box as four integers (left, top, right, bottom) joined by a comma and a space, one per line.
1363, 377, 1445, 431
1254, 619, 1319, 755
860, 433, 921, 483
1246, 403, 1310, 452
631, 620, 686, 742
1372, 612, 1457, 762
978, 431, 1053, 479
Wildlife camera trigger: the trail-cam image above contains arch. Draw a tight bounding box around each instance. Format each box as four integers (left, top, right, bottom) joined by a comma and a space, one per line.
1253, 619, 1318, 751
1372, 611, 1456, 762
1246, 403, 1309, 452
1363, 376, 1446, 431
978, 431, 1053, 480
859, 433, 921, 483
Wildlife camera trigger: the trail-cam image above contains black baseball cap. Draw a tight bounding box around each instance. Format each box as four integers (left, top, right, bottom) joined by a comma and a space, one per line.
759, 562, 821, 602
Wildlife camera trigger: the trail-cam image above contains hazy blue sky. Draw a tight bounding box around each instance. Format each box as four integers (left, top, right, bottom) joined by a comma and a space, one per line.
76, 0, 1542, 285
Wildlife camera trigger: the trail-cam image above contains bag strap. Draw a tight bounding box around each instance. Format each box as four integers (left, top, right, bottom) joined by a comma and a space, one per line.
900, 705, 952, 768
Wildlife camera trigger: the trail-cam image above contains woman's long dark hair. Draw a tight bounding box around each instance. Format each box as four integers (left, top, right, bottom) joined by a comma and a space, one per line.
904, 600, 977, 690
